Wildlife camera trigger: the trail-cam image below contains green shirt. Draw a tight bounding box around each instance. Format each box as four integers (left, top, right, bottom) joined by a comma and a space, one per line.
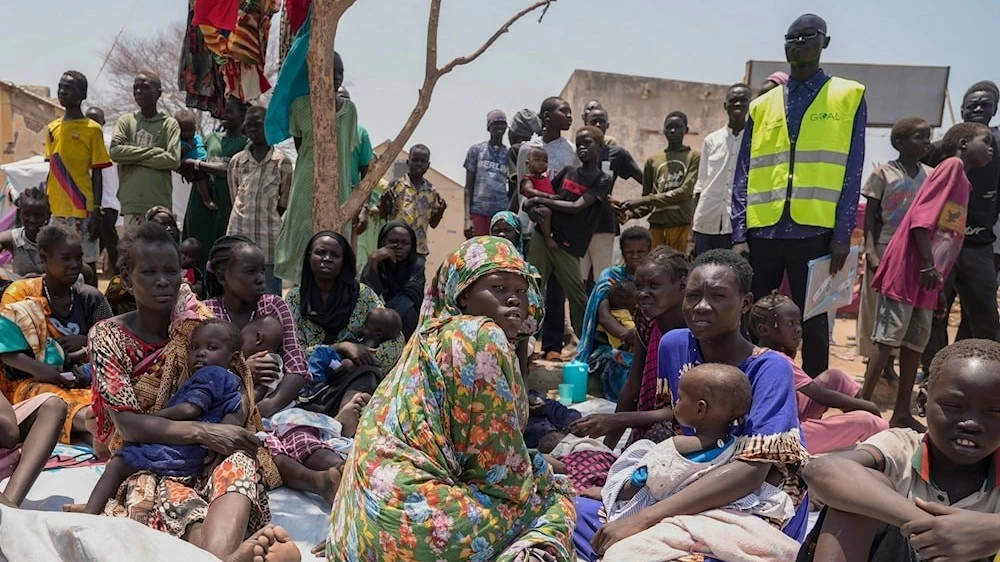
641, 145, 701, 228
110, 110, 181, 215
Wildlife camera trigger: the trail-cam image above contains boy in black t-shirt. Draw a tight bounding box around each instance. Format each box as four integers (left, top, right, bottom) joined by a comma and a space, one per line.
524, 125, 613, 339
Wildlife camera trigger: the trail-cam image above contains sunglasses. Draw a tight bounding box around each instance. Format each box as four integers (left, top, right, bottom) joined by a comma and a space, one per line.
784, 30, 825, 44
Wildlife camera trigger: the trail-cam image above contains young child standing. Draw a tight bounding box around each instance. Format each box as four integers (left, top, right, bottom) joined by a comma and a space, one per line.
78, 319, 247, 516
227, 106, 293, 296
110, 71, 181, 228
864, 122, 994, 431
751, 292, 887, 454
600, 363, 800, 561
46, 71, 112, 285
620, 111, 701, 252
379, 144, 446, 257
859, 118, 933, 368
800, 339, 1000, 562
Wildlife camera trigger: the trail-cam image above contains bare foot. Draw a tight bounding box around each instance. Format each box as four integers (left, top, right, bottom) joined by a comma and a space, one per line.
317, 466, 343, 506
334, 393, 370, 438
228, 525, 301, 562
62, 503, 88, 513
0, 491, 15, 507
889, 414, 926, 432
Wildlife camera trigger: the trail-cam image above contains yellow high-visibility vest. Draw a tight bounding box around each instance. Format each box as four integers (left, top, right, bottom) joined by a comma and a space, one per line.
746, 76, 865, 229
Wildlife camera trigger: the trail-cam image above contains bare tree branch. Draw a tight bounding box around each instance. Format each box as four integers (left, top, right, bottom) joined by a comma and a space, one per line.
316, 0, 557, 232
425, 0, 441, 79
438, 0, 553, 75
92, 23, 216, 135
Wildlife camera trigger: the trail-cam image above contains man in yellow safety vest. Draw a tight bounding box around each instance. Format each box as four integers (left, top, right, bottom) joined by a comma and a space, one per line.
731, 13, 867, 378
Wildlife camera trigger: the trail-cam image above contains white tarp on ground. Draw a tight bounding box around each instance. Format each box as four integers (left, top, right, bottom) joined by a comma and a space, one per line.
0, 458, 329, 560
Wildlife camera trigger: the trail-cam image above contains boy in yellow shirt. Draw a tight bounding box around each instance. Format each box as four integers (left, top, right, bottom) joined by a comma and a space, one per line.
45, 71, 111, 285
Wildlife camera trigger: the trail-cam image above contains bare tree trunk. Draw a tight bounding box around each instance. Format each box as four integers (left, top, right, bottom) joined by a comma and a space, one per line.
308, 0, 356, 233
309, 0, 555, 233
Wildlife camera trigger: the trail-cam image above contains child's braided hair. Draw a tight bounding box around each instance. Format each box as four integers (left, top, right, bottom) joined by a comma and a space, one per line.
748, 290, 793, 344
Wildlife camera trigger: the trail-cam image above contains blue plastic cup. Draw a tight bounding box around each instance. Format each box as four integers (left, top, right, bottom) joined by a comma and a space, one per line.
558, 383, 574, 406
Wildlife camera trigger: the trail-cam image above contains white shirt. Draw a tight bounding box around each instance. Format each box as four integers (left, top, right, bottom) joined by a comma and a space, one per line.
101, 132, 121, 212
691, 125, 743, 235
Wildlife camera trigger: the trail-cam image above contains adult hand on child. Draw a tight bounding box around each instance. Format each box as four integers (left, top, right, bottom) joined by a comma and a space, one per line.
621, 328, 641, 353
245, 351, 281, 386
199, 424, 261, 458
592, 516, 645, 556
732, 242, 750, 260
58, 335, 88, 354
335, 342, 376, 367
569, 414, 619, 438
902, 499, 1000, 562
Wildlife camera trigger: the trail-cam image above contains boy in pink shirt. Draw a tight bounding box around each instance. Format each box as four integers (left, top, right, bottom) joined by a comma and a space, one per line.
751, 293, 887, 454
865, 122, 994, 431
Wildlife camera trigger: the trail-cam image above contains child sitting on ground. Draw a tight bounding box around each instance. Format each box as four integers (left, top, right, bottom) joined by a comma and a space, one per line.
174, 110, 216, 212
799, 339, 1000, 562
179, 237, 205, 298
78, 319, 247, 516
241, 315, 285, 400
0, 187, 51, 278
519, 146, 560, 249
597, 280, 637, 350
599, 363, 800, 561
751, 292, 888, 454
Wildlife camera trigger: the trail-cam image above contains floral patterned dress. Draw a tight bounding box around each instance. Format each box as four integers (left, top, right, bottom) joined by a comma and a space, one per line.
327, 236, 573, 561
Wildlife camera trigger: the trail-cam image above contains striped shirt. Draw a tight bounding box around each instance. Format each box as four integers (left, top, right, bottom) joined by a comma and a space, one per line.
226, 147, 293, 263
204, 293, 309, 380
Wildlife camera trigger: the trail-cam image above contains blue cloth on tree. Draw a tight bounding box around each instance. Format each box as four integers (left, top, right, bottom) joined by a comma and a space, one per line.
264, 7, 311, 145
116, 366, 243, 477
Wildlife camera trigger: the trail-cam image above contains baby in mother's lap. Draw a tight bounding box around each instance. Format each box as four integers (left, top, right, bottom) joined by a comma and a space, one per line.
75, 319, 249, 517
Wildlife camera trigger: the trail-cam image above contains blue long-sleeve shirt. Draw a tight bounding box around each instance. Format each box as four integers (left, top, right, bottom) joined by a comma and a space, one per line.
732, 69, 867, 244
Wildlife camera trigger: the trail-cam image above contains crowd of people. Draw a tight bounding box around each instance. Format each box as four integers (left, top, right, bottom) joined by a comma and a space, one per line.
1, 9, 1000, 562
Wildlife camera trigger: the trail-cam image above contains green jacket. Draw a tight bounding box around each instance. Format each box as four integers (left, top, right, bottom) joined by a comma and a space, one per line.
640, 146, 701, 228
110, 110, 181, 215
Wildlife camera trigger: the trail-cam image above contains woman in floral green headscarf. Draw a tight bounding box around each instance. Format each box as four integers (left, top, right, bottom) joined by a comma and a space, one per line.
327, 236, 575, 562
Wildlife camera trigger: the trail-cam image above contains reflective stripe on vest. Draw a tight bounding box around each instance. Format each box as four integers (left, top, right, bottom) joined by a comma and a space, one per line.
746, 77, 865, 229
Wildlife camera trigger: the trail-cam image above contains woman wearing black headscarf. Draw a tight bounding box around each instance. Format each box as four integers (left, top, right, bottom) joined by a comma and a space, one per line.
360, 222, 425, 339
285, 231, 405, 412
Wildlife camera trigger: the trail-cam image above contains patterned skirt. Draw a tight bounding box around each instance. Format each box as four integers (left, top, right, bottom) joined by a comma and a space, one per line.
104, 451, 270, 538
